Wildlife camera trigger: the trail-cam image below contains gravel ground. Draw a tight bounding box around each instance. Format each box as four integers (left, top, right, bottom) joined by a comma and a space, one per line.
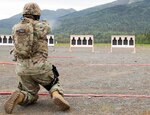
0, 45, 150, 115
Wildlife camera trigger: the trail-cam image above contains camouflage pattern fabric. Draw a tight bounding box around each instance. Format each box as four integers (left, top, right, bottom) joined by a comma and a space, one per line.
12, 19, 63, 105
16, 53, 52, 75
17, 70, 63, 106
12, 18, 34, 59
32, 20, 51, 55
12, 19, 51, 59
23, 2, 41, 15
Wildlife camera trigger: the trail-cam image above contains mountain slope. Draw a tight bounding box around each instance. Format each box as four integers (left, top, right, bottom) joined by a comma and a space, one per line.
0, 0, 149, 43
59, 0, 143, 20
54, 0, 150, 42
0, 9, 76, 34
0, 0, 137, 34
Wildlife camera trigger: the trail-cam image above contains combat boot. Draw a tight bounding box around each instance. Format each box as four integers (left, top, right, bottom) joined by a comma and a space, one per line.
4, 91, 25, 114
52, 91, 70, 110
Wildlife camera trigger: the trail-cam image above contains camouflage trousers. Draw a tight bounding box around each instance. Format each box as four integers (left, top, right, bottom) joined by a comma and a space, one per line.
16, 69, 63, 106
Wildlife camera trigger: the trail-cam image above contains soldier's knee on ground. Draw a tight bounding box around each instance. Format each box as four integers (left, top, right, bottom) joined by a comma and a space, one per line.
18, 91, 39, 106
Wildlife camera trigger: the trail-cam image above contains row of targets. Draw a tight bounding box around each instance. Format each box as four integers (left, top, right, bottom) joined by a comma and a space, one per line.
71, 36, 93, 46
112, 36, 134, 46
111, 35, 136, 53
0, 35, 54, 46
0, 35, 13, 45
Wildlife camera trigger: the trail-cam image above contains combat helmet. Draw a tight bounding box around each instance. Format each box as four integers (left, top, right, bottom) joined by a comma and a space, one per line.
23, 2, 41, 16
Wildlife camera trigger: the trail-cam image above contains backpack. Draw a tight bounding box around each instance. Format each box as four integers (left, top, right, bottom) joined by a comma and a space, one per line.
12, 18, 34, 59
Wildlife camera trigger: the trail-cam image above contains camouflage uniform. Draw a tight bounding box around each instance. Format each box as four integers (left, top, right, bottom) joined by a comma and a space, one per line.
5, 3, 69, 114
11, 4, 63, 106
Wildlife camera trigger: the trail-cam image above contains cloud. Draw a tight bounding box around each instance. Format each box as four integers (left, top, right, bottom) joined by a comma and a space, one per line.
0, 0, 115, 19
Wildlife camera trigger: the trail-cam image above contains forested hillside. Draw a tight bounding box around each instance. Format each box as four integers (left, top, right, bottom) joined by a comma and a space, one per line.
54, 0, 150, 43
0, 9, 76, 34
0, 0, 150, 43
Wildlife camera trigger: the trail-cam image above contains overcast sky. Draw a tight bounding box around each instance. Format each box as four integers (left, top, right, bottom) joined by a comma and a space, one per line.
0, 0, 116, 20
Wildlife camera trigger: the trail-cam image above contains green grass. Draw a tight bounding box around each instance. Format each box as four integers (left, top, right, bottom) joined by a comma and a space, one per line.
55, 43, 150, 47
55, 43, 70, 47
136, 44, 150, 47
94, 43, 111, 47
55, 43, 111, 47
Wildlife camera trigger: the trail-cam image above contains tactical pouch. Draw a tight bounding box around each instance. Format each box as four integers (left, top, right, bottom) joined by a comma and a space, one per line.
52, 65, 59, 77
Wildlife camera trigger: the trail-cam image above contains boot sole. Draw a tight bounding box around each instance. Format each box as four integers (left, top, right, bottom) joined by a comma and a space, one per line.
53, 97, 70, 110
4, 91, 20, 114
